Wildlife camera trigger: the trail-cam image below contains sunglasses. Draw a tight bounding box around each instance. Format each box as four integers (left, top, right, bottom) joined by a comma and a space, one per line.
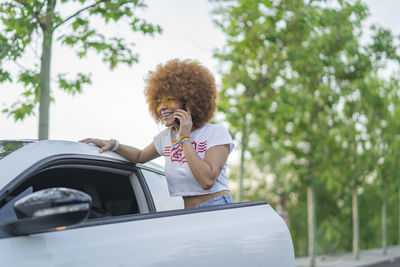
154, 96, 176, 112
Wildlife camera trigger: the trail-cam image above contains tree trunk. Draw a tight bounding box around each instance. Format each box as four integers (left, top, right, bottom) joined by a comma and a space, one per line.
382, 186, 387, 255
38, 0, 56, 140
307, 184, 317, 267
352, 188, 360, 259
237, 115, 248, 202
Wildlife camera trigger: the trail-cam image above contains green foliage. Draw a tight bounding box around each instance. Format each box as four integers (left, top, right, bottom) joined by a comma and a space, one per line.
287, 189, 308, 256
57, 72, 92, 94
358, 184, 400, 249
213, 0, 400, 257
2, 101, 36, 121
0, 0, 162, 125
0, 69, 11, 83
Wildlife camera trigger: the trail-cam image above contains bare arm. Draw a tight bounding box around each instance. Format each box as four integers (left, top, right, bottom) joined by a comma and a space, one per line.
173, 108, 230, 190
182, 142, 230, 190
116, 142, 160, 163
80, 138, 160, 163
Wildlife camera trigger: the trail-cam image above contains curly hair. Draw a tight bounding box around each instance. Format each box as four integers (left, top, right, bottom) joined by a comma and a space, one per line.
144, 59, 217, 129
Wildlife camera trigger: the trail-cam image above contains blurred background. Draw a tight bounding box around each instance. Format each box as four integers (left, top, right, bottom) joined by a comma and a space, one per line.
1, 0, 400, 262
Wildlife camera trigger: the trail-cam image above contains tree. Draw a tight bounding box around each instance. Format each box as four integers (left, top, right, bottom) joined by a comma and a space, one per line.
358, 24, 400, 254
367, 76, 400, 255
0, 0, 161, 139
331, 24, 396, 259
213, 0, 285, 201
212, 1, 373, 265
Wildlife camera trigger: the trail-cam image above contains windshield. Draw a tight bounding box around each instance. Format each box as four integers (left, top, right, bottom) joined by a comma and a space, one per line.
0, 141, 34, 160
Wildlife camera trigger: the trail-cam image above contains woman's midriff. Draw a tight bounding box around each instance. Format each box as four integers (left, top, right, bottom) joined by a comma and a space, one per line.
183, 190, 230, 208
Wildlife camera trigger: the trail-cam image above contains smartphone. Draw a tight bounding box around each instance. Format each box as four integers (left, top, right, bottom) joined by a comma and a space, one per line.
175, 104, 186, 126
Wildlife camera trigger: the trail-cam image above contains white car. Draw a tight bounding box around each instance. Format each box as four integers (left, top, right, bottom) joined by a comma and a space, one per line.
0, 140, 295, 267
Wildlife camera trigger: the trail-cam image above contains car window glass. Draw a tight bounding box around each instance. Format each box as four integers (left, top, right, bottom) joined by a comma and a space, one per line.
3, 165, 141, 220
0, 187, 32, 222
0, 141, 32, 159
141, 169, 184, 211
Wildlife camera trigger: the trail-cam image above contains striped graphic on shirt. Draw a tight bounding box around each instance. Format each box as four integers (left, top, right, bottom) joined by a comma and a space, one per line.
164, 139, 179, 156
163, 140, 207, 163
197, 141, 207, 153
164, 146, 171, 157
171, 145, 186, 163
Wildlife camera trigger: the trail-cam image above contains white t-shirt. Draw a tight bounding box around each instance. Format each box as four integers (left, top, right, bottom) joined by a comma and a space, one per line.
153, 123, 234, 196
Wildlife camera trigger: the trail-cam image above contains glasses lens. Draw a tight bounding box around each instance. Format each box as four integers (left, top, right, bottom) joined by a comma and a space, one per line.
154, 96, 176, 112
164, 96, 175, 106
154, 99, 161, 112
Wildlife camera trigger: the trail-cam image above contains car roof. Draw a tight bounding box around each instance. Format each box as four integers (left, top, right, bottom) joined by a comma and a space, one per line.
0, 140, 36, 159
0, 140, 164, 191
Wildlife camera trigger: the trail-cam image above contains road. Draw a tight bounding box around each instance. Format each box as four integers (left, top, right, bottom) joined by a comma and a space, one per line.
295, 246, 400, 267
369, 257, 400, 267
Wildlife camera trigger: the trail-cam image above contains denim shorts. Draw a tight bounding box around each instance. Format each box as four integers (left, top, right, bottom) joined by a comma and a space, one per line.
195, 194, 234, 208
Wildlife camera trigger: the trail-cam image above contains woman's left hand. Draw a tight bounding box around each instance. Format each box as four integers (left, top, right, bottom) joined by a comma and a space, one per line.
174, 108, 192, 138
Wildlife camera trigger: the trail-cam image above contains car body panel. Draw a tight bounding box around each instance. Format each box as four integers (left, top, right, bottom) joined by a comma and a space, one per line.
0, 140, 295, 266
0, 204, 294, 267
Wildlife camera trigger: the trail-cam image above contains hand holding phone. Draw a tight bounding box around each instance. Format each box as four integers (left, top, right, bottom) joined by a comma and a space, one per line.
175, 104, 187, 126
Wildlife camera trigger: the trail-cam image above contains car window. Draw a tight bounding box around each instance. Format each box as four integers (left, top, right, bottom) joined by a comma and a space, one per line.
141, 169, 184, 211
0, 187, 32, 222
1, 164, 141, 220
0, 141, 33, 159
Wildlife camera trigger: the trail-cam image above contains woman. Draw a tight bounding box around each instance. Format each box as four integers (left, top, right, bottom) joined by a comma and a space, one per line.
81, 59, 234, 208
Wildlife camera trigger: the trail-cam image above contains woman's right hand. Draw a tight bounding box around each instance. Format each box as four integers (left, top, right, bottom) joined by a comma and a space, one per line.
79, 138, 115, 153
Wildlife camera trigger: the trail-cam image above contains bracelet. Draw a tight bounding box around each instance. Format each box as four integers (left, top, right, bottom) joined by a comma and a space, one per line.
172, 139, 180, 147
180, 137, 190, 145
111, 139, 119, 151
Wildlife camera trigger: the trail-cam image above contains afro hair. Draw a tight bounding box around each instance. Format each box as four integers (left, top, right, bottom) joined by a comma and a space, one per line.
144, 59, 217, 129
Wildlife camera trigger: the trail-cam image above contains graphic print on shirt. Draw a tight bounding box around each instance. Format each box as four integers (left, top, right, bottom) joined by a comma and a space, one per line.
163, 140, 208, 163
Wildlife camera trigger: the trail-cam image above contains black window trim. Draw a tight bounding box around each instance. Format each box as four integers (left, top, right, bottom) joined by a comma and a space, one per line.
0, 154, 157, 213
75, 201, 268, 230
134, 167, 156, 212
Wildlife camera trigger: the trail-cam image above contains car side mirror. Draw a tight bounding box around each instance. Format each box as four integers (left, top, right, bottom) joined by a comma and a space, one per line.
1, 187, 91, 236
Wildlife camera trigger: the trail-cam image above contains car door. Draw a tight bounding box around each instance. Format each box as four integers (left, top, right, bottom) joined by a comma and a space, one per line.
0, 155, 295, 267
1, 202, 293, 267
0, 155, 155, 265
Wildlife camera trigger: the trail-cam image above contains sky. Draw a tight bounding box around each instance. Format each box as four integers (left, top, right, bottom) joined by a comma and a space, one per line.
1, 0, 399, 166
